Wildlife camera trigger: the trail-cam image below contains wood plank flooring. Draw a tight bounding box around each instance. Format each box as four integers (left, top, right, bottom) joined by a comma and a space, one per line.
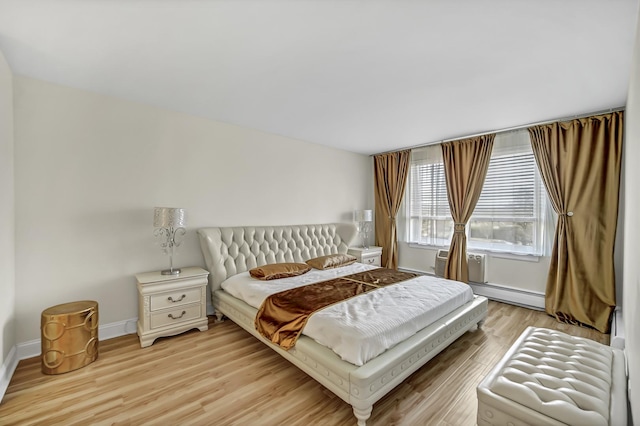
0, 301, 608, 426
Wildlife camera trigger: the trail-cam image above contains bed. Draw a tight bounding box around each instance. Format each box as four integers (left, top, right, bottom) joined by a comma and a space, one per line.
198, 223, 488, 425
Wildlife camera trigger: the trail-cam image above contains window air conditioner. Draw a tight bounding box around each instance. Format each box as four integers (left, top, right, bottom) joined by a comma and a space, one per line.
434, 250, 487, 283
468, 253, 487, 283
435, 249, 448, 278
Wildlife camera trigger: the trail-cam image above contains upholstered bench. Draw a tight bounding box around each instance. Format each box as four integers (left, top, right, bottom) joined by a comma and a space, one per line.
477, 327, 628, 426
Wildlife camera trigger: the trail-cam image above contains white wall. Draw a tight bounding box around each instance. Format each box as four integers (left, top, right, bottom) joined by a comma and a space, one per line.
623, 5, 640, 423
13, 76, 372, 343
0, 51, 15, 363
398, 242, 550, 294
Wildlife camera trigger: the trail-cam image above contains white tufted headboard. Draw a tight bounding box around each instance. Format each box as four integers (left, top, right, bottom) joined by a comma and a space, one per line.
197, 223, 357, 292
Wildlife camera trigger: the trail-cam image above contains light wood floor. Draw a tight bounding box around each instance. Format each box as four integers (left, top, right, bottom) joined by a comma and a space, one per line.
1, 301, 608, 426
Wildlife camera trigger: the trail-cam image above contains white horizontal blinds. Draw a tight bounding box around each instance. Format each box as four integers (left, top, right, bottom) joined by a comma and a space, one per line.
473, 130, 536, 220
408, 146, 452, 245
469, 129, 547, 255
407, 129, 550, 255
409, 146, 449, 217
408, 130, 550, 254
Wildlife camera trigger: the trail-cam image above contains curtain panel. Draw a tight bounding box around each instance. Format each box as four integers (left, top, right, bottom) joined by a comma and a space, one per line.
374, 150, 411, 269
528, 111, 623, 333
441, 135, 494, 283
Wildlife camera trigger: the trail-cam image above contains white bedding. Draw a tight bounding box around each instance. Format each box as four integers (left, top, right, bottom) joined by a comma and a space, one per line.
221, 263, 474, 366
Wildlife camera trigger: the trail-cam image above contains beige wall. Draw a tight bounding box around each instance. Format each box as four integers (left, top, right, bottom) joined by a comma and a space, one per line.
0, 50, 15, 364
624, 6, 640, 423
13, 76, 372, 343
0, 52, 16, 362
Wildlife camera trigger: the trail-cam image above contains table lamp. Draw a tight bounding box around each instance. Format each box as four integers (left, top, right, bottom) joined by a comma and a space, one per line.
153, 207, 186, 275
353, 209, 373, 249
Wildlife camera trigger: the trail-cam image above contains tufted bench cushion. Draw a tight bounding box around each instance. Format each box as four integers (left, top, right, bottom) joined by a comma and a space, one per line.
477, 327, 627, 426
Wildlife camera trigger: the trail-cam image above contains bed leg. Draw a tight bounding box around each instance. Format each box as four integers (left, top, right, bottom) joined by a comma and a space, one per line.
353, 405, 372, 426
214, 311, 224, 322
477, 318, 485, 328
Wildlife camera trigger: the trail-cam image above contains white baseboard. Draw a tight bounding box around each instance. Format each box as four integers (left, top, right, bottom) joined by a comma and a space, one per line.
14, 301, 214, 359
399, 267, 545, 311
0, 346, 19, 401
3, 303, 216, 402
15, 338, 40, 361
398, 267, 431, 275
469, 281, 545, 310
16, 317, 139, 361
4, 316, 138, 402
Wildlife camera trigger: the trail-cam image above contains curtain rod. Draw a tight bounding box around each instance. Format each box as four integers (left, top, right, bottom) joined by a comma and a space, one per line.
372, 106, 625, 156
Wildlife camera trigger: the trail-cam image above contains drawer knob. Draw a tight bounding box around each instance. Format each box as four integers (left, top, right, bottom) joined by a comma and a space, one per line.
168, 294, 187, 303
168, 311, 186, 320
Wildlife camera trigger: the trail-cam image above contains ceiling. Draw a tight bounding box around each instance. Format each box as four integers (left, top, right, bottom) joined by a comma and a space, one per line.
0, 1, 638, 155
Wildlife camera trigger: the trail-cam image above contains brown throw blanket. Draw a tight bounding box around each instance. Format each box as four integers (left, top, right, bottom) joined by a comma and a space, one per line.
254, 268, 418, 350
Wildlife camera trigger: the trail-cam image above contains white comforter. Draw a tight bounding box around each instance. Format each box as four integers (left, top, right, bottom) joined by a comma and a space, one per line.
221, 263, 474, 366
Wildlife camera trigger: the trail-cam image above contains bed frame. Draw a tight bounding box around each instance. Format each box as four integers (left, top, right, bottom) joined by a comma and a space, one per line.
198, 223, 488, 425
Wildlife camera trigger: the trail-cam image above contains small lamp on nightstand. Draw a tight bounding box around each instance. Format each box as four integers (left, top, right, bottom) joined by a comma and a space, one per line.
153, 207, 186, 275
353, 209, 373, 249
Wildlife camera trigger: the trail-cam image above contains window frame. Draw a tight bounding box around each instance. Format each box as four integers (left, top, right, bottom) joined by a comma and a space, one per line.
405, 130, 552, 257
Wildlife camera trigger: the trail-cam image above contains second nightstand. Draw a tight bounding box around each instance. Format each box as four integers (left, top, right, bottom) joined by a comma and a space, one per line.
348, 246, 383, 267
136, 266, 209, 348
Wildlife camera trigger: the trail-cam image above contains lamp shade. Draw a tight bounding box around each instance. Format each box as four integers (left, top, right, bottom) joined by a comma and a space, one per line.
153, 207, 185, 228
353, 209, 373, 222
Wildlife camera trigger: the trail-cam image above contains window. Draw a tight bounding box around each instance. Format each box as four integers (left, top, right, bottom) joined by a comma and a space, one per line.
406, 130, 552, 256
407, 145, 451, 246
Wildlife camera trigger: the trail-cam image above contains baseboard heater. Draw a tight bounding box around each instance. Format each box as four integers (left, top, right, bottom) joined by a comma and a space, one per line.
468, 281, 545, 311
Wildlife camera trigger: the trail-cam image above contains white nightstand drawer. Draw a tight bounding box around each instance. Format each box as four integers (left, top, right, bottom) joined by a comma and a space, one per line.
362, 255, 381, 266
136, 266, 209, 347
150, 304, 202, 329
150, 287, 201, 311
348, 246, 383, 267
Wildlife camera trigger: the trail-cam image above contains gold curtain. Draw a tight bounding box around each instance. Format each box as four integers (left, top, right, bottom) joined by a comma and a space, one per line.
528, 112, 623, 333
441, 135, 494, 283
374, 150, 411, 269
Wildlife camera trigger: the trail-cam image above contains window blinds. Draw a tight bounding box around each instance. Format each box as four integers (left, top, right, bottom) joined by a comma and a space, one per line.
407, 129, 550, 255
473, 130, 540, 221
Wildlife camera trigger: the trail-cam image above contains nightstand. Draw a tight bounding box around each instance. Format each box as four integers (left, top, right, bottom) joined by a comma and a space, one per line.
136, 266, 209, 348
348, 246, 383, 267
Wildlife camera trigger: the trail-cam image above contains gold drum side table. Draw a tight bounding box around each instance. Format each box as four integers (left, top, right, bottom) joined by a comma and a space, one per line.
41, 300, 99, 374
